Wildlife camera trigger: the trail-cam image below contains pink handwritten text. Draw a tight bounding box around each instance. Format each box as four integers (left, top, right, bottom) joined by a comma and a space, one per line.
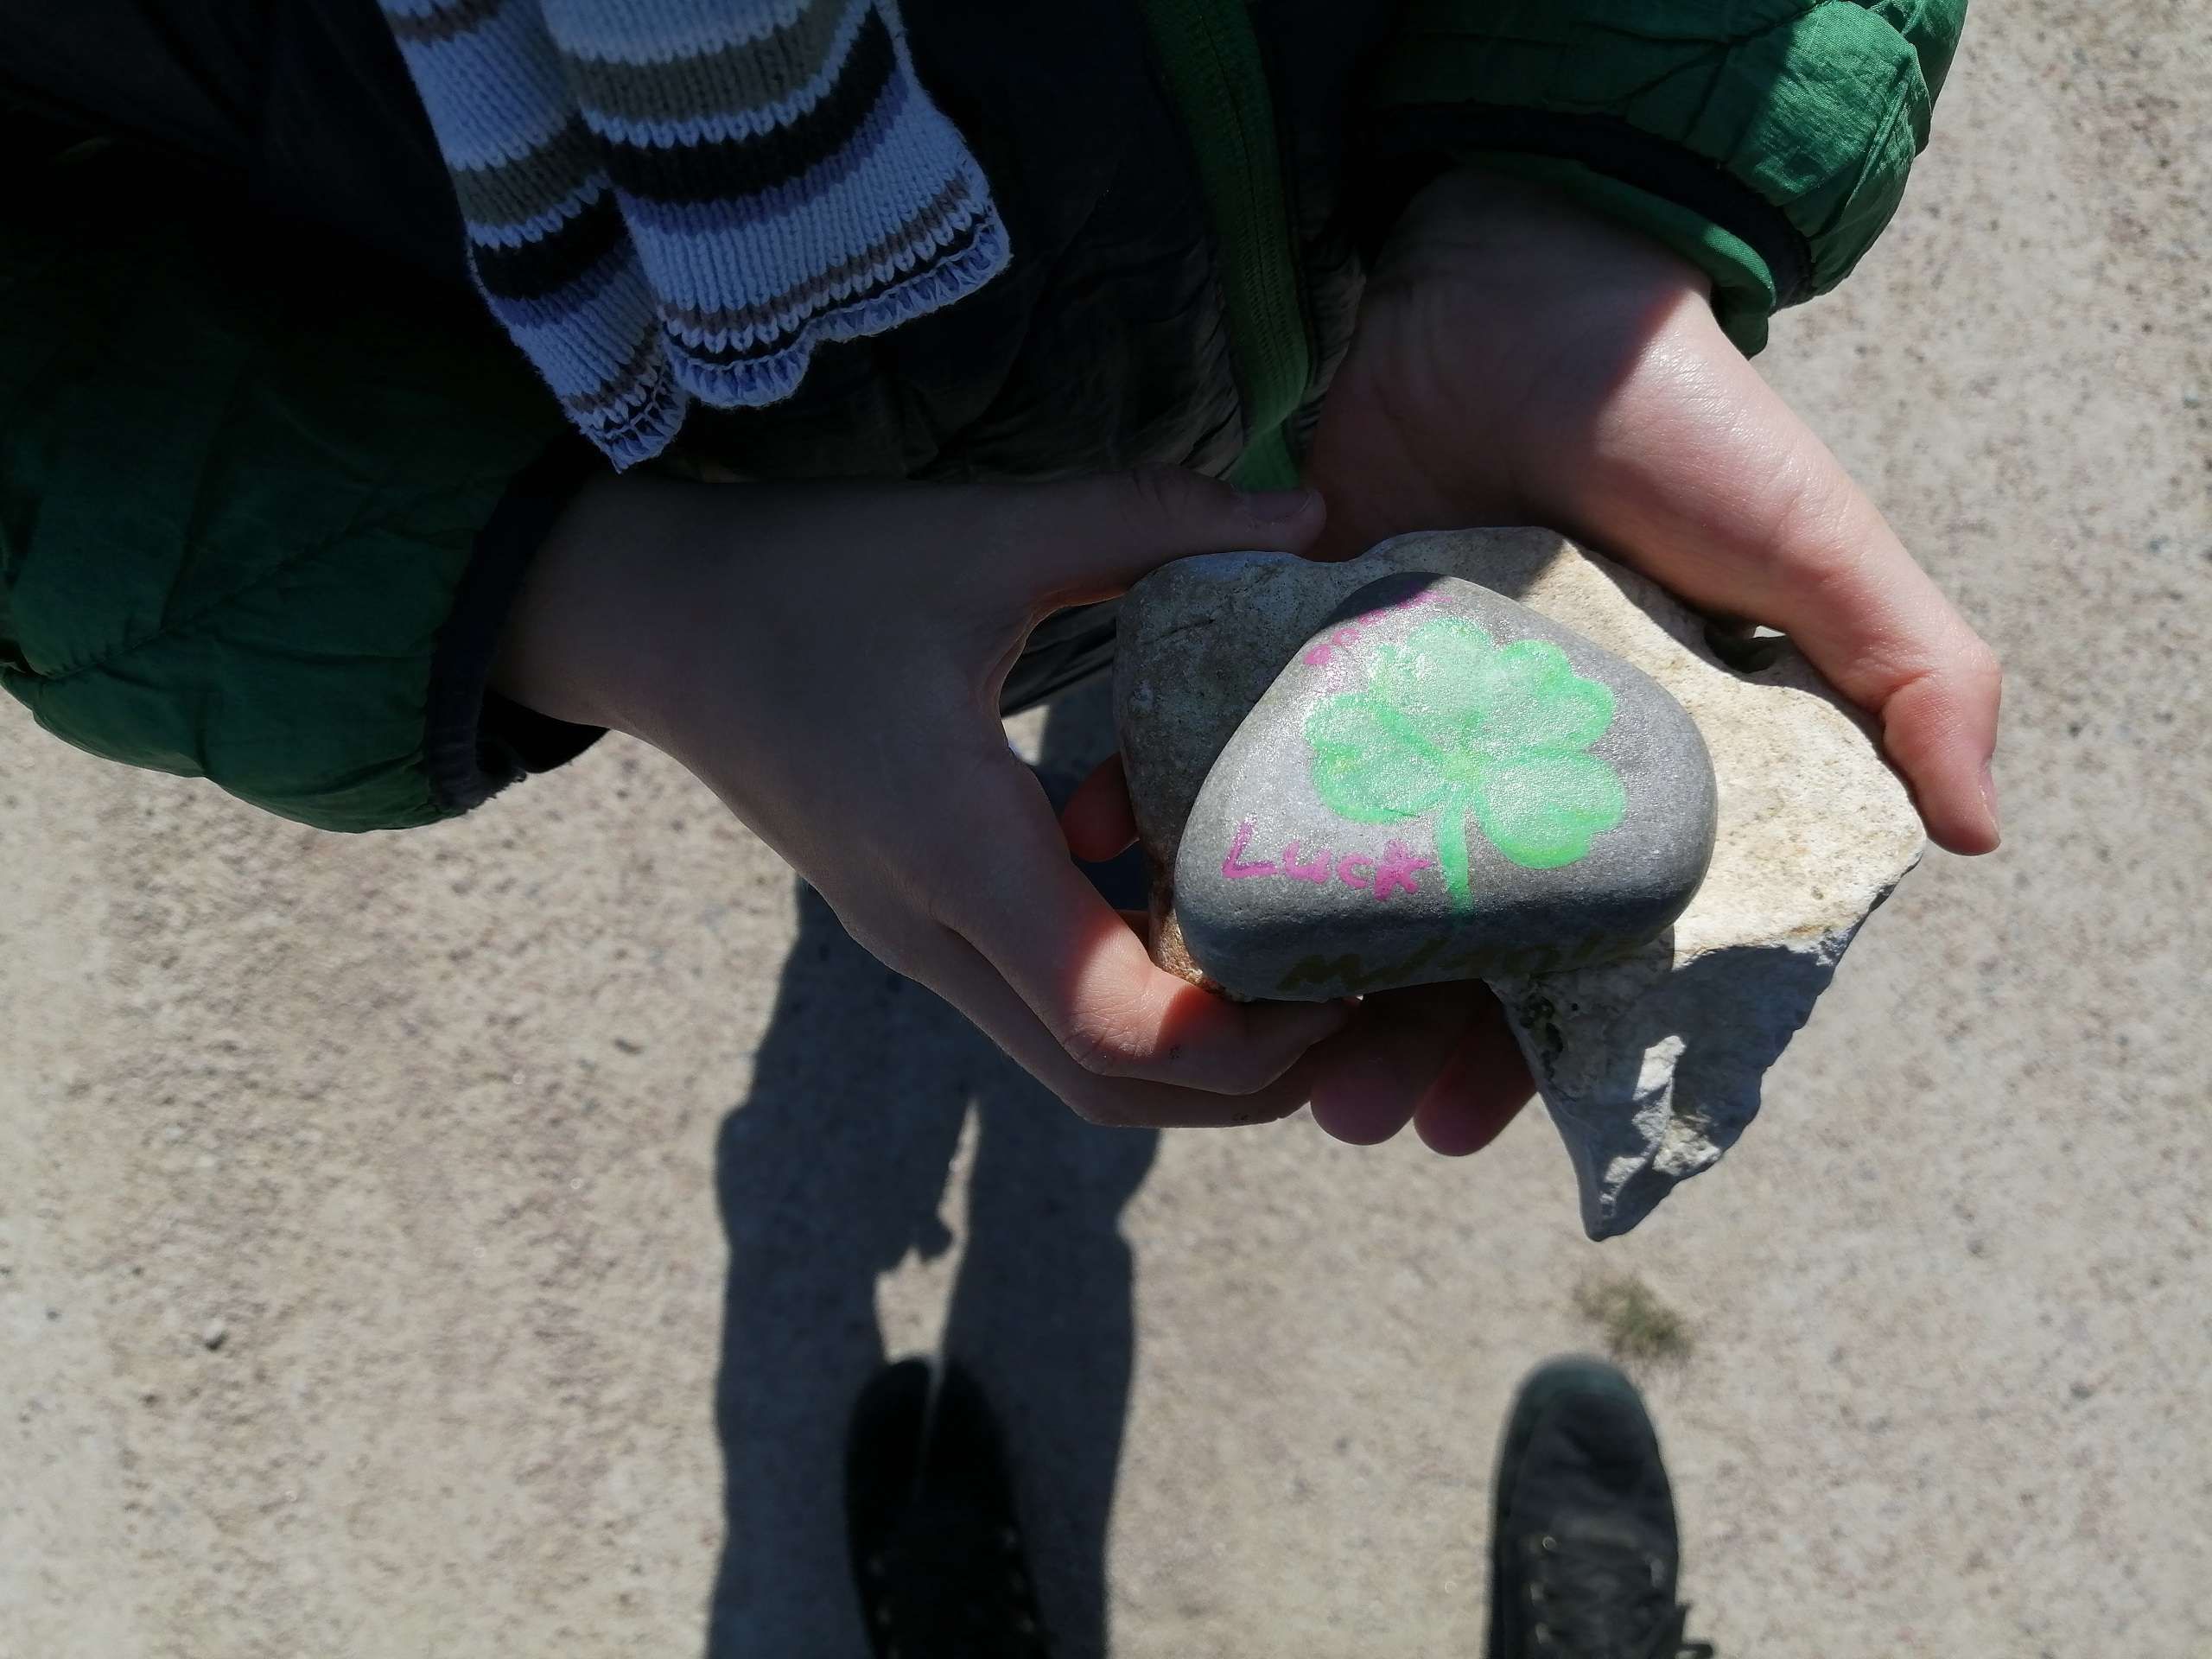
1221, 820, 1436, 901
1301, 588, 1445, 668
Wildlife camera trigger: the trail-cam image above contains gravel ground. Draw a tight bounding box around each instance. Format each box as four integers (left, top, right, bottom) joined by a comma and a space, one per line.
3, 5, 2207, 1656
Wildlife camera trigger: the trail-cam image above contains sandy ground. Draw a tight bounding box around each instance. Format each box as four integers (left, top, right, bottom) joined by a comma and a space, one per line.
3, 5, 2208, 1656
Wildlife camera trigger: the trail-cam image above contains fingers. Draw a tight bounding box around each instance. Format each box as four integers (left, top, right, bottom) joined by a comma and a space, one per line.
1004, 467, 1325, 607
1059, 753, 1138, 862
1844, 621, 2003, 854
1723, 434, 2002, 854
905, 907, 1327, 1129
1412, 1006, 1534, 1155
932, 747, 1348, 1096
1306, 983, 1535, 1151
964, 742, 1537, 1136
1553, 327, 2004, 853
857, 740, 1535, 1140
1306, 983, 1479, 1145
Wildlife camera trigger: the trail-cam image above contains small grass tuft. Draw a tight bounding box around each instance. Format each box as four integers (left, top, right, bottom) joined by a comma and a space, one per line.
1573, 1273, 1694, 1367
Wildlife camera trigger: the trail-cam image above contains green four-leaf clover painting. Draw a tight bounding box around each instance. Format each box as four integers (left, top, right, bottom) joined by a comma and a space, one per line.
1304, 617, 1628, 910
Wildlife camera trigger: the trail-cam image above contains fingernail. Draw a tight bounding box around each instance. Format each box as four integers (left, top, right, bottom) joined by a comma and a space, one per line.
1978, 759, 2002, 840
1247, 488, 1319, 524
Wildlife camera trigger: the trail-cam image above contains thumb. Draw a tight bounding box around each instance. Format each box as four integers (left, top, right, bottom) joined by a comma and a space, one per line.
1539, 334, 2005, 855
1014, 467, 1325, 605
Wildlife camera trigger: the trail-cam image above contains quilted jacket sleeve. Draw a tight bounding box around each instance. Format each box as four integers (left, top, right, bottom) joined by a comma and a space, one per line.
1362, 0, 1968, 353
1, 120, 599, 832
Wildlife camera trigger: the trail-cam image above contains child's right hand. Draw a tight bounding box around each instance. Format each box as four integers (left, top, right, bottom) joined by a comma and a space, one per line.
493, 467, 1357, 1128
1281, 164, 2006, 1159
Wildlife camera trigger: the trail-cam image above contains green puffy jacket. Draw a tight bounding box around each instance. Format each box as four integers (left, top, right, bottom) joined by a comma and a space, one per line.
1, 0, 1966, 834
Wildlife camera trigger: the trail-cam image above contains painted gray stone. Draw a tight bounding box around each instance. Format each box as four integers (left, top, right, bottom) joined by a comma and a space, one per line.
1169, 574, 1717, 1001
1114, 530, 1926, 1238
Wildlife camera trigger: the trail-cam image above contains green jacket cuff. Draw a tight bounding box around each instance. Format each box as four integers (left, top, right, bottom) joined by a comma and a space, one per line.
1364, 0, 1967, 346
1, 116, 582, 833
422, 436, 609, 817
1453, 152, 1779, 355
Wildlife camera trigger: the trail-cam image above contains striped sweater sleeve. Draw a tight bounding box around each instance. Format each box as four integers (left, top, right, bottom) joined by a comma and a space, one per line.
381, 0, 1012, 467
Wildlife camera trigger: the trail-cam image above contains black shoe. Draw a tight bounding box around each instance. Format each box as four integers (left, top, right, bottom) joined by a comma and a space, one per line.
846, 1359, 1051, 1659
1487, 1357, 1714, 1659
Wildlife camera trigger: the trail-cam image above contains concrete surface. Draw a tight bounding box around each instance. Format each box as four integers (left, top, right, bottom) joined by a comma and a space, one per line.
3, 4, 2208, 1655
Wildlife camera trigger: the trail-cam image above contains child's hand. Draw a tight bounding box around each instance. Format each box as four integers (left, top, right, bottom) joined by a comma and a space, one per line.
1311, 167, 2003, 851
1281, 165, 2004, 1156
493, 467, 1353, 1128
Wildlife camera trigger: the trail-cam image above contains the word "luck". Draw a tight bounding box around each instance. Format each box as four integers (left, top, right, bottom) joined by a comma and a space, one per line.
1300, 588, 1443, 667
1220, 820, 1434, 900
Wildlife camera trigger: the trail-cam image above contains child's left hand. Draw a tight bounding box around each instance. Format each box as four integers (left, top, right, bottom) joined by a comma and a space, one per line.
1285, 165, 2004, 1156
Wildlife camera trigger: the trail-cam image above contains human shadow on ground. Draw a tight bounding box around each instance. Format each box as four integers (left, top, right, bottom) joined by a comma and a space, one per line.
704, 684, 1152, 1659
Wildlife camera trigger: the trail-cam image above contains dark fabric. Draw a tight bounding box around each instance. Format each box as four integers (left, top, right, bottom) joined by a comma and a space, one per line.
1255, 0, 1412, 454
1363, 0, 1970, 353
423, 436, 608, 815
668, 0, 1335, 486
1365, 103, 1816, 308
1, 1, 1394, 832
1000, 602, 1122, 719
0, 105, 570, 832
0, 0, 1957, 831
0, 0, 467, 284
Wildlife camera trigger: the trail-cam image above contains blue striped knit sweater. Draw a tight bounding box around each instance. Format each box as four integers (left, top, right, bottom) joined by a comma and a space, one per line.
380, 0, 1011, 467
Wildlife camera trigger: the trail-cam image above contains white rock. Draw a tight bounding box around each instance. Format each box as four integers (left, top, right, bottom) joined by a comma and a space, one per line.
1115, 530, 1925, 1236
